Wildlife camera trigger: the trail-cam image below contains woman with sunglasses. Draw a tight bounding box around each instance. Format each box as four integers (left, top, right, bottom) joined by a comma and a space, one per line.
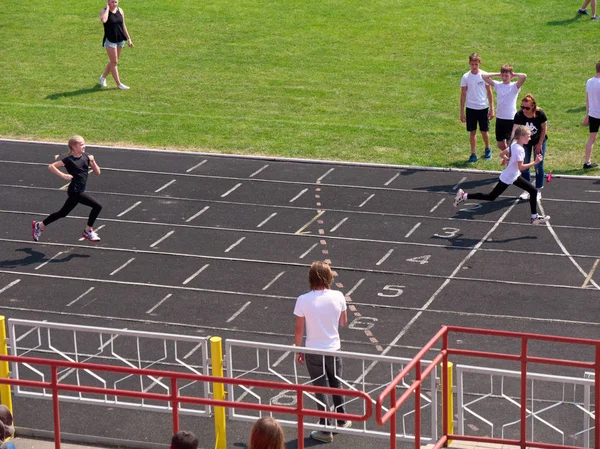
512, 94, 548, 200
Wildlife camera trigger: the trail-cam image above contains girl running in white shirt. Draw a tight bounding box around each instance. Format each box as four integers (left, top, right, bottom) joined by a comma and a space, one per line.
453, 125, 550, 225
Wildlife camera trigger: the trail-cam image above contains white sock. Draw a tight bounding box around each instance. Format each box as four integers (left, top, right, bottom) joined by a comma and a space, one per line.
531, 214, 537, 219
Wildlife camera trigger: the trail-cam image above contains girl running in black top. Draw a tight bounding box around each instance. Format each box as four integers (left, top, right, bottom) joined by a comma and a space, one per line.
32, 135, 103, 242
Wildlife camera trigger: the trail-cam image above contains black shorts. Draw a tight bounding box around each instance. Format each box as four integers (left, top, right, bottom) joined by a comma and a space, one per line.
465, 107, 490, 132
495, 118, 514, 142
589, 116, 600, 133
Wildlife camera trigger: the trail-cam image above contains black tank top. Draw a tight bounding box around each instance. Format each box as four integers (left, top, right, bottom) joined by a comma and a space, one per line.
102, 8, 127, 45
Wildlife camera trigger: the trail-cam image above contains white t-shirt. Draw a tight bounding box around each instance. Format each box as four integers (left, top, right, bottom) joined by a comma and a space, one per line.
460, 70, 489, 110
586, 76, 600, 119
493, 81, 520, 120
293, 289, 347, 350
499, 143, 525, 185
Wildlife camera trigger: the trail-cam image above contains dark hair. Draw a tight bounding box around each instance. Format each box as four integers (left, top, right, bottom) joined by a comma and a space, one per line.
308, 261, 334, 290
500, 64, 513, 74
469, 53, 481, 64
249, 417, 285, 449
171, 431, 199, 449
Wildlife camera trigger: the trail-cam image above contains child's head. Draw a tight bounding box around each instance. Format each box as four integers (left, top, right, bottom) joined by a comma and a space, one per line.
469, 53, 481, 72
308, 261, 334, 290
67, 135, 85, 155
170, 431, 198, 449
249, 417, 285, 449
500, 64, 514, 83
512, 125, 531, 144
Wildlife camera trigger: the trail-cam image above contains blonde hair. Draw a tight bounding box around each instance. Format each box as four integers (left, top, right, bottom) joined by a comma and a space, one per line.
56, 135, 85, 160
249, 417, 284, 449
308, 261, 334, 290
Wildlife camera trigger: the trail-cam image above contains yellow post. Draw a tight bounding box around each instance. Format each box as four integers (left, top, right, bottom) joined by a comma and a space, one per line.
210, 337, 226, 449
447, 361, 453, 445
0, 317, 13, 415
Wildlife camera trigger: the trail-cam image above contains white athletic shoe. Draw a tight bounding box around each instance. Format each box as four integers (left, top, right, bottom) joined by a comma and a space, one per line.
531, 215, 550, 225
82, 228, 101, 242
32, 221, 43, 242
117, 83, 130, 90
519, 191, 530, 200
453, 189, 466, 207
99, 76, 107, 87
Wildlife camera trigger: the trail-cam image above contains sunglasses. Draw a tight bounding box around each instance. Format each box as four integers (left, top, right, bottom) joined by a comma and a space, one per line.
521, 105, 532, 111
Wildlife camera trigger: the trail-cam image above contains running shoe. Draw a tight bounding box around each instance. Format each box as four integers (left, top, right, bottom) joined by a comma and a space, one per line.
519, 191, 530, 200
82, 228, 101, 242
453, 189, 466, 207
310, 431, 334, 443
584, 162, 599, 169
579, 8, 590, 14
531, 215, 551, 225
31, 221, 43, 242
592, 15, 599, 20
337, 420, 352, 429
468, 154, 478, 163
117, 83, 130, 90
99, 76, 107, 87
484, 148, 492, 160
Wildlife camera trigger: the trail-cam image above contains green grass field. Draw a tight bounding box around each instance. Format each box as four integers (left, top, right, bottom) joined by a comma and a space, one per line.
1, 0, 599, 173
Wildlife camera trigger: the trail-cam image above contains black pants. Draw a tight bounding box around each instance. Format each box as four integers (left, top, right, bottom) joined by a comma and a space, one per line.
469, 176, 538, 214
43, 192, 103, 227
305, 353, 347, 426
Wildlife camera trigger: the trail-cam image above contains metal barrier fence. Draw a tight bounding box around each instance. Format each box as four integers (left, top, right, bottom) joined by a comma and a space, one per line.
376, 326, 600, 449
225, 339, 438, 443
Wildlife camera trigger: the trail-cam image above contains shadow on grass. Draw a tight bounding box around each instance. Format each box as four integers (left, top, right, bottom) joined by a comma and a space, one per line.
566, 106, 586, 113
0, 248, 90, 268
46, 85, 111, 100
547, 14, 584, 26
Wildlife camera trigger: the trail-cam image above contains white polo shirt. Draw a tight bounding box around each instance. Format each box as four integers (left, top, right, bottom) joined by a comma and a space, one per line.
294, 289, 347, 350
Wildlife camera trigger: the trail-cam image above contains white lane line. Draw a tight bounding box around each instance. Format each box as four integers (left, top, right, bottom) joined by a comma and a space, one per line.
110, 258, 135, 276
226, 301, 252, 323
183, 342, 204, 359
79, 224, 105, 241
183, 264, 209, 285
249, 165, 269, 178
384, 173, 400, 186
404, 222, 421, 239
358, 194, 375, 208
453, 176, 467, 191
272, 350, 292, 367
257, 213, 277, 228
221, 183, 242, 198
429, 198, 445, 213
330, 217, 348, 233
295, 210, 326, 235
538, 202, 600, 290
146, 293, 173, 314
0, 279, 20, 295
345, 278, 365, 298
317, 168, 335, 182
155, 179, 176, 193
150, 231, 174, 248
35, 251, 65, 270
186, 160, 207, 173
225, 237, 245, 253
289, 188, 308, 203
376, 249, 394, 266
299, 242, 319, 259
582, 259, 600, 288
66, 287, 95, 307
117, 201, 142, 217
262, 271, 286, 291
185, 206, 210, 223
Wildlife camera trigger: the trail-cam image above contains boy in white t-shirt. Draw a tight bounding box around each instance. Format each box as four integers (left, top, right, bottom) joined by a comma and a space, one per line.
460, 53, 495, 163
582, 60, 600, 169
482, 64, 527, 152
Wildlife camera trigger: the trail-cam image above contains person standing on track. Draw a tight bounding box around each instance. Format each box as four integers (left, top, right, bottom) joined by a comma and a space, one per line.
99, 0, 134, 90
32, 135, 103, 242
294, 261, 351, 444
453, 125, 551, 225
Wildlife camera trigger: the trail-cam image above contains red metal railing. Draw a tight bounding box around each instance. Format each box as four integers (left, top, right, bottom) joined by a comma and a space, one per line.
376, 326, 600, 449
0, 354, 372, 449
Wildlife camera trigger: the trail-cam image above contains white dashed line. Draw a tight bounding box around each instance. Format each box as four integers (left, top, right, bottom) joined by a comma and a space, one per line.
262, 271, 286, 291
453, 177, 467, 191
429, 198, 445, 213
221, 183, 242, 198
272, 351, 292, 367
183, 264, 209, 285
0, 279, 20, 295
155, 179, 176, 193
117, 201, 142, 217
146, 293, 173, 314
345, 278, 364, 298
316, 168, 335, 182
186, 160, 207, 173
299, 242, 319, 259
185, 206, 210, 223
226, 301, 252, 323
110, 258, 135, 276
376, 249, 394, 266
150, 231, 175, 248
249, 165, 269, 178
404, 222, 421, 239
257, 213, 277, 228
330, 217, 348, 233
35, 252, 65, 270
289, 188, 308, 203
66, 287, 95, 307
384, 173, 400, 186
358, 194, 375, 208
224, 237, 245, 253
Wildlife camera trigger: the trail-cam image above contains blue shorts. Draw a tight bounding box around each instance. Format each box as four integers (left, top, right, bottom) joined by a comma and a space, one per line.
103, 39, 125, 49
